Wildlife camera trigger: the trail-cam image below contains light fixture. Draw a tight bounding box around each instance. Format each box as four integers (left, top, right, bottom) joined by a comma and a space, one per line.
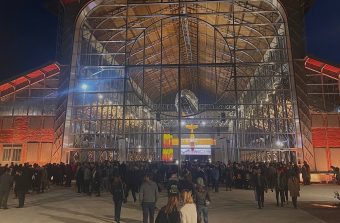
175, 160, 179, 165
81, 84, 88, 90
276, 140, 283, 147
181, 121, 186, 126
98, 94, 103, 99
201, 121, 206, 126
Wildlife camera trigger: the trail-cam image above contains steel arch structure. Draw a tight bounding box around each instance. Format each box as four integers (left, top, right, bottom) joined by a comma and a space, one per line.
60, 0, 305, 164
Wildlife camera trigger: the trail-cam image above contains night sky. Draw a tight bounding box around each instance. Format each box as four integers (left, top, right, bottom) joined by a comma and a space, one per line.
0, 0, 339, 81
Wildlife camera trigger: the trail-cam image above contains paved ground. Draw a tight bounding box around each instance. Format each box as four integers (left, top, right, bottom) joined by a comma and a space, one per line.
1, 184, 339, 223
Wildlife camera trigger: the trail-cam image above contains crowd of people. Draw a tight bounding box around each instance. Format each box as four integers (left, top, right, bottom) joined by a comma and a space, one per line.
0, 160, 320, 223
0, 162, 74, 209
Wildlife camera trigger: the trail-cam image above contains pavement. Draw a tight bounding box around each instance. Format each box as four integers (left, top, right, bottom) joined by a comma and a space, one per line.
0, 184, 339, 223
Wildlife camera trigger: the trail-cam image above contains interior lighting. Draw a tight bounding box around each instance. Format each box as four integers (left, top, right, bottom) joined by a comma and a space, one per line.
98, 94, 103, 99
276, 140, 284, 147
81, 84, 88, 90
201, 121, 206, 126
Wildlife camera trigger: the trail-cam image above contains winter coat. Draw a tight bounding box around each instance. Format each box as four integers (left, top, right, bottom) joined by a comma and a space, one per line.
195, 186, 210, 206
275, 172, 287, 190
0, 173, 13, 191
111, 181, 125, 202
288, 176, 300, 197
180, 203, 197, 223
139, 180, 159, 203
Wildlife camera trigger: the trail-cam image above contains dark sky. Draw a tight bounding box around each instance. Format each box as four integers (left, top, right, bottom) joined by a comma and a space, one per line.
0, 0, 339, 81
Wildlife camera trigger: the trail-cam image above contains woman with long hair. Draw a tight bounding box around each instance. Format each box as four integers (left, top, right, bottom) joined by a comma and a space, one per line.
155, 194, 181, 223
180, 191, 197, 223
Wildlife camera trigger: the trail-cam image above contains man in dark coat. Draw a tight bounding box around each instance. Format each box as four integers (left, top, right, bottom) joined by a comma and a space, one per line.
0, 168, 14, 209
254, 168, 267, 209
14, 169, 27, 208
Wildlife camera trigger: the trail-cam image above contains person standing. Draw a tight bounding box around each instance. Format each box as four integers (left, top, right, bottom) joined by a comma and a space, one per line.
224, 164, 234, 191
83, 164, 92, 195
140, 173, 159, 223
76, 163, 84, 193
211, 166, 219, 193
0, 168, 14, 209
254, 168, 267, 209
180, 191, 197, 223
155, 193, 181, 223
93, 165, 101, 197
301, 161, 311, 185
111, 175, 126, 223
195, 178, 211, 223
288, 173, 300, 209
14, 169, 27, 208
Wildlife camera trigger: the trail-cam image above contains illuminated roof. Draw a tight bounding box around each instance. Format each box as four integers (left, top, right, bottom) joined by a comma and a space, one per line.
0, 63, 61, 98
305, 57, 340, 80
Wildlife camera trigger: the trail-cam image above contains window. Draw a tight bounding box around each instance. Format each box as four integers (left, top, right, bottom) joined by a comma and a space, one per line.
2, 148, 11, 161
2, 145, 22, 162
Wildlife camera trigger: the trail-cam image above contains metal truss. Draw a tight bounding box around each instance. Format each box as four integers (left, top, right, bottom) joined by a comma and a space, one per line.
63, 0, 300, 162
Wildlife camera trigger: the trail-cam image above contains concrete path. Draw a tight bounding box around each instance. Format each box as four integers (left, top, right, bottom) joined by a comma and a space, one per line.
1, 184, 339, 223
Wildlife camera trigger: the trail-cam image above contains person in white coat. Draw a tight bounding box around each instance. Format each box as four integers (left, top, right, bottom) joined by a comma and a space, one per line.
180, 191, 197, 223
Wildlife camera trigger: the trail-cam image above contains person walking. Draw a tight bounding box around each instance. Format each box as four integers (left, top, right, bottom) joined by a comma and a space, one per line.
275, 168, 286, 207
140, 173, 159, 223
195, 178, 211, 223
180, 191, 197, 223
0, 168, 14, 209
111, 175, 126, 223
155, 192, 181, 223
288, 173, 300, 209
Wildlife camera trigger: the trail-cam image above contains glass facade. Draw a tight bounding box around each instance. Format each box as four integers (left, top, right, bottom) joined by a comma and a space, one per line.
0, 64, 60, 164
63, 0, 299, 162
